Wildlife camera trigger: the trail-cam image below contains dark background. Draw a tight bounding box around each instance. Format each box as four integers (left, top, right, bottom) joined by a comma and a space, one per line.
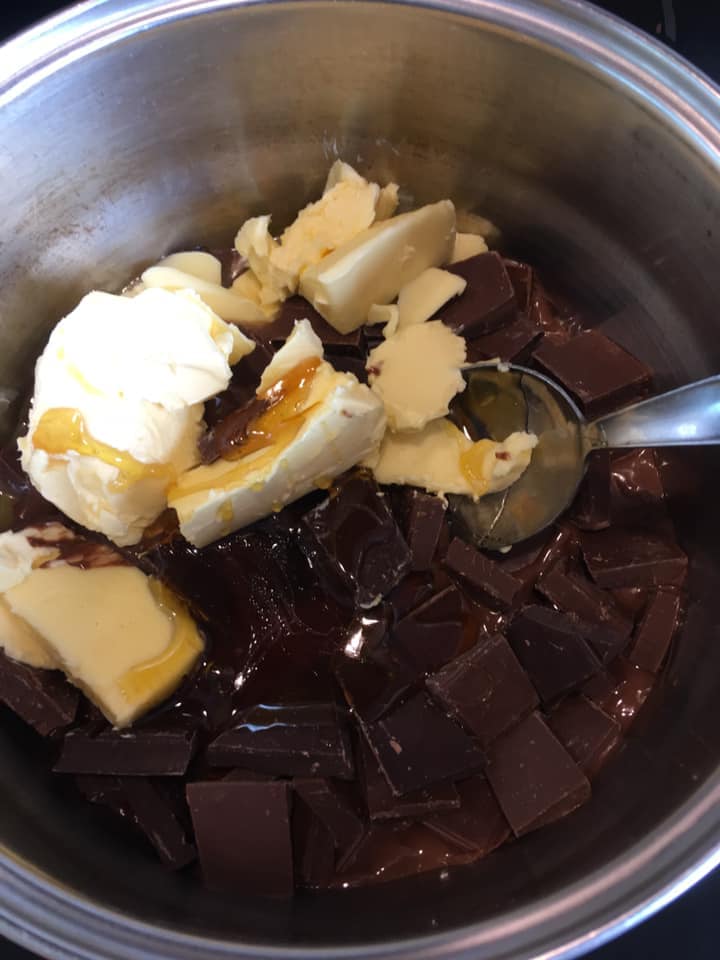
1, 1, 719, 958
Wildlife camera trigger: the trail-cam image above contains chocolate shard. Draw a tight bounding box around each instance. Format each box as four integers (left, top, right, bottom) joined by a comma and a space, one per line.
440, 253, 517, 336
547, 695, 621, 777
293, 778, 365, 851
187, 780, 294, 896
207, 703, 354, 779
340, 604, 392, 660
581, 622, 630, 664
54, 727, 197, 776
533, 330, 652, 417
423, 775, 511, 855
361, 692, 484, 796
502, 258, 533, 313
465, 314, 543, 363
507, 606, 602, 705
77, 775, 197, 869
427, 634, 538, 748
335, 654, 414, 724
444, 537, 523, 611
359, 739, 460, 821
629, 590, 681, 674
580, 528, 688, 589
536, 562, 632, 637
403, 491, 447, 571
392, 585, 464, 675
386, 573, 435, 620
304, 472, 412, 608
292, 797, 336, 889
611, 448, 665, 502
258, 295, 365, 354
203, 339, 274, 427
198, 394, 271, 464
0, 654, 78, 736
570, 450, 611, 531
583, 658, 654, 732
485, 712, 591, 836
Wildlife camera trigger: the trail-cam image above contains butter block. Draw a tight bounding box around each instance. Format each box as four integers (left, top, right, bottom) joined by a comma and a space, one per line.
142, 264, 267, 325
0, 598, 56, 669
5, 565, 203, 727
300, 200, 456, 333
367, 320, 466, 431
450, 232, 489, 263
396, 267, 467, 328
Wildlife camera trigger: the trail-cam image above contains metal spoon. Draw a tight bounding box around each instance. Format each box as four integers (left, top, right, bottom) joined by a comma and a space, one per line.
449, 363, 720, 550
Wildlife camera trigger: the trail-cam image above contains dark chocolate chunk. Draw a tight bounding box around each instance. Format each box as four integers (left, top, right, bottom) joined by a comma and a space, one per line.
259, 295, 364, 353
340, 605, 391, 660
465, 314, 542, 363
583, 658, 654, 732
198, 394, 271, 464
207, 247, 246, 287
361, 692, 484, 796
203, 337, 274, 427
536, 563, 632, 637
581, 528, 687, 589
629, 590, 681, 674
0, 654, 78, 736
503, 258, 533, 312
78, 775, 196, 869
293, 778, 364, 851
187, 780, 293, 896
485, 712, 590, 836
392, 585, 464, 675
207, 703, 354, 779
427, 634, 538, 748
533, 330, 652, 417
440, 253, 517, 336
54, 728, 197, 776
404, 491, 447, 571
507, 606, 602, 705
386, 573, 435, 620
611, 448, 665, 502
292, 798, 335, 888
359, 739, 460, 821
610, 586, 649, 620
335, 654, 413, 723
423, 775, 511, 855
444, 537, 523, 610
334, 822, 465, 886
570, 450, 611, 531
547, 696, 621, 777
304, 472, 411, 607
582, 622, 630, 664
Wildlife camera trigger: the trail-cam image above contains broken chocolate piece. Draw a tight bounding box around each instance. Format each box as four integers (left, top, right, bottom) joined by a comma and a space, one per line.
304, 472, 412, 607
207, 703, 354, 779
335, 654, 414, 724
404, 491, 447, 571
581, 528, 688, 589
54, 727, 197, 776
0, 654, 78, 736
440, 253, 517, 336
207, 246, 246, 287
611, 448, 665, 502
361, 692, 484, 796
392, 585, 464, 675
465, 314, 542, 363
293, 778, 365, 851
340, 605, 391, 660
507, 606, 602, 705
583, 658, 654, 732
359, 739, 460, 821
198, 394, 271, 464
548, 695, 621, 777
536, 563, 632, 637
582, 622, 630, 664
629, 590, 681, 674
423, 775, 511, 855
533, 330, 652, 417
485, 712, 590, 836
427, 634, 538, 748
122, 778, 196, 869
386, 573, 435, 620
444, 537, 523, 610
570, 450, 611, 531
502, 258, 533, 312
203, 339, 274, 427
292, 798, 336, 888
187, 780, 293, 896
259, 295, 364, 354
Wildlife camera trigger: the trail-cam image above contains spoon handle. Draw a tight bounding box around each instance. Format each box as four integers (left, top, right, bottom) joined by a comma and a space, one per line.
591, 375, 720, 448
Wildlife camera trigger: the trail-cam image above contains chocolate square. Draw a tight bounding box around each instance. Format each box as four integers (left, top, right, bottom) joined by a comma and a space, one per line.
444, 537, 523, 610
423, 775, 511, 855
533, 330, 652, 417
440, 253, 517, 336
465, 314, 542, 363
0, 654, 78, 736
485, 712, 590, 836
304, 472, 412, 607
583, 658, 654, 732
404, 491, 447, 571
536, 563, 632, 637
629, 590, 681, 673
207, 703, 354, 779
187, 780, 293, 896
55, 728, 197, 776
570, 450, 611, 531
503, 258, 534, 312
507, 606, 602, 704
361, 692, 484, 796
292, 798, 335, 889
581, 528, 688, 589
427, 634, 538, 748
547, 695, 621, 776
360, 739, 460, 821
392, 585, 464, 675
293, 778, 364, 851
257, 295, 364, 353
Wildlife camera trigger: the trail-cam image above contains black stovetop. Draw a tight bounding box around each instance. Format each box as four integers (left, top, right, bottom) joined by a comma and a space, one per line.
1, 1, 719, 958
